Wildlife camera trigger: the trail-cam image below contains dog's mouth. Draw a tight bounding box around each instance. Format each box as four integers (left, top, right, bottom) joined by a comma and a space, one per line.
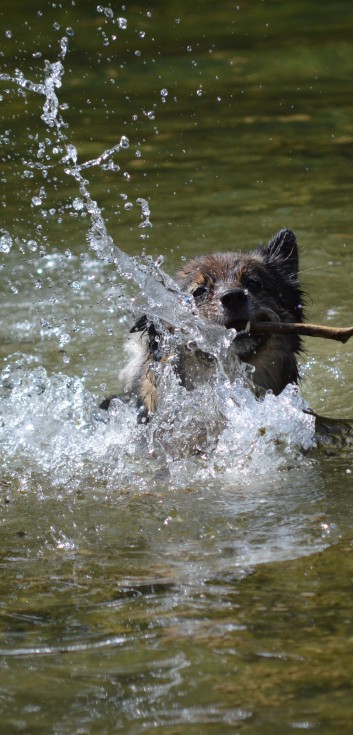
225, 319, 251, 334
225, 313, 274, 335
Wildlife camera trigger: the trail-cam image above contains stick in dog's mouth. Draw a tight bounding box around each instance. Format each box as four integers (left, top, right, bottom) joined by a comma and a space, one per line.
230, 321, 353, 343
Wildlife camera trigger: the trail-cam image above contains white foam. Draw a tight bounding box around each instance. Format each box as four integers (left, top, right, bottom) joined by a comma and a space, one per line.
0, 358, 316, 494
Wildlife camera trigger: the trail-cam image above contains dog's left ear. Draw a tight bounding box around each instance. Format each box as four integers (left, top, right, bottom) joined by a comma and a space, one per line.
264, 228, 299, 277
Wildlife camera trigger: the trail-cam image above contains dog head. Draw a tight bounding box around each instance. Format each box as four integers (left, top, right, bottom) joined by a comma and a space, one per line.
176, 228, 304, 331
175, 229, 305, 392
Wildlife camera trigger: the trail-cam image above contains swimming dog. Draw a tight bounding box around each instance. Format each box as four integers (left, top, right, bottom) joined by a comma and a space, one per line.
109, 228, 305, 420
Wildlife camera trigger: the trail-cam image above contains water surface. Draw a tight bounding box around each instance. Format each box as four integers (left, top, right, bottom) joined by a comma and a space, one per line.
1, 1, 353, 733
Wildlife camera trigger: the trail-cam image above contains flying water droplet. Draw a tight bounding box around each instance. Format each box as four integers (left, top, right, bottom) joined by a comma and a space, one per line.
0, 229, 12, 253
65, 144, 78, 164
59, 333, 71, 347
119, 135, 129, 149
136, 197, 152, 228
72, 197, 84, 211
59, 36, 69, 58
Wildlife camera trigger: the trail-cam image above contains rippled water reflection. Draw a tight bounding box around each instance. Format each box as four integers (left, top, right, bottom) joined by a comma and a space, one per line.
1, 1, 353, 733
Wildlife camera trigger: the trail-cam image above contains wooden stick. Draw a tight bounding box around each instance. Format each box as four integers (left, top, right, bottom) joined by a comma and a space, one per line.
245, 322, 353, 344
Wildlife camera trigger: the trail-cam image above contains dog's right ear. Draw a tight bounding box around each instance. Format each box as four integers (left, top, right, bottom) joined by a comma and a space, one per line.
264, 228, 299, 277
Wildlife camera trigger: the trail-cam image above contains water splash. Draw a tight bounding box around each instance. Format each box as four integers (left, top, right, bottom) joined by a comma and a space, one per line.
0, 229, 13, 253
0, 356, 315, 494
0, 37, 317, 494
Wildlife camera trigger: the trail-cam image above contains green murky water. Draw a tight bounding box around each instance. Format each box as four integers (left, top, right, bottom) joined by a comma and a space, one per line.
1, 1, 353, 733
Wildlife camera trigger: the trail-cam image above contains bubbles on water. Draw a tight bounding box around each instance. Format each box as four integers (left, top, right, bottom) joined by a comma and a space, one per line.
5, 30, 12, 39
117, 17, 127, 30
31, 196, 42, 206
0, 229, 13, 253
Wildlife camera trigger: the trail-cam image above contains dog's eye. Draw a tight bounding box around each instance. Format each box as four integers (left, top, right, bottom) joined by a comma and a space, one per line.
192, 286, 208, 299
245, 277, 263, 293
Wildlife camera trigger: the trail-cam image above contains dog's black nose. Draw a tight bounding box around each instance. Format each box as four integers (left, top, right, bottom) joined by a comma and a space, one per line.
220, 288, 247, 308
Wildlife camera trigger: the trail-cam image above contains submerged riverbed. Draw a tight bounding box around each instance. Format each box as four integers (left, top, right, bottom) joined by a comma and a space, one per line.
1, 1, 353, 733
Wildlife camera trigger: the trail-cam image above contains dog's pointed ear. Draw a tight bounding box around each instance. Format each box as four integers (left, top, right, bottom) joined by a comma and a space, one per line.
264, 228, 299, 277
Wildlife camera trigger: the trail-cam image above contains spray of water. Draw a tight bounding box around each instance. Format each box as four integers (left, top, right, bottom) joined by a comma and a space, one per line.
0, 37, 317, 491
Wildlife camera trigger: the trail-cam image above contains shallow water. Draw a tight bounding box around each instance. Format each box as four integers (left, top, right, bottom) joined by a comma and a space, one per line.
1, 1, 353, 733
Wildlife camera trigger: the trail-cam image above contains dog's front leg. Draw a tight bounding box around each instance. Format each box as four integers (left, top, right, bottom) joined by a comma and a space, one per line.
129, 315, 164, 422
